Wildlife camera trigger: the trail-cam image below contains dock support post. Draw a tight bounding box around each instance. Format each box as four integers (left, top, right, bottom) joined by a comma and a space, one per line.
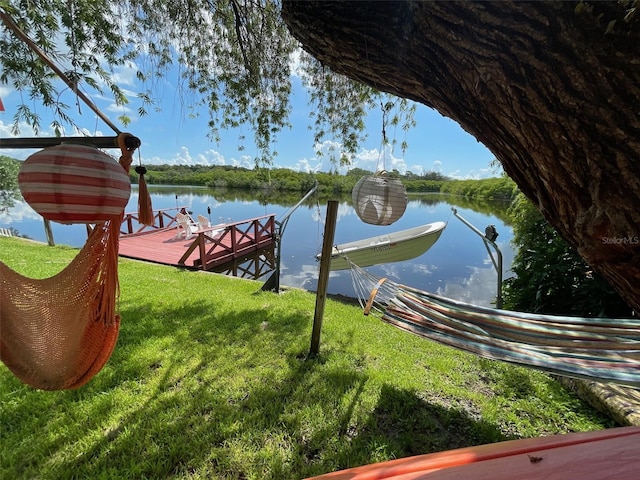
309, 200, 338, 357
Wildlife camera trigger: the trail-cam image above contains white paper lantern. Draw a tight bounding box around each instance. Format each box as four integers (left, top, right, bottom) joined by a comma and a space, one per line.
352, 171, 407, 225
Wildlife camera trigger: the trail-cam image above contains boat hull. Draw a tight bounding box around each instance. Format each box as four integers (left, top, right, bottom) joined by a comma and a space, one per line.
319, 221, 446, 271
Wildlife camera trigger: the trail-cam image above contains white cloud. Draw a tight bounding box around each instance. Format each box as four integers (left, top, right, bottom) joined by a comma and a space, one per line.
228, 154, 254, 169
346, 144, 407, 174
0, 120, 101, 160
171, 146, 194, 165
448, 167, 494, 180
0, 121, 31, 160
405, 164, 425, 175
143, 145, 192, 165
194, 149, 226, 166
288, 157, 322, 173
285, 141, 424, 175
0, 119, 38, 138
0, 199, 41, 223
295, 139, 352, 173
351, 146, 378, 169
110, 62, 140, 87
443, 166, 493, 180
141, 145, 241, 167
289, 49, 305, 79
106, 101, 134, 116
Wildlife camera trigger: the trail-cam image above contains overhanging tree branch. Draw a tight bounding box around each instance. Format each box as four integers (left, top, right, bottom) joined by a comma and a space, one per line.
0, 8, 121, 135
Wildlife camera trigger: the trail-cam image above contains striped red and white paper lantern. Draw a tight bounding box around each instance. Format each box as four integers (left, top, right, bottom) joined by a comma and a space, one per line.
352, 172, 407, 226
18, 143, 131, 224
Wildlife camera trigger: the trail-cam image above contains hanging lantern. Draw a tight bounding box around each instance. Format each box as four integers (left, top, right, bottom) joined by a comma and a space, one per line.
352, 171, 408, 225
18, 143, 131, 224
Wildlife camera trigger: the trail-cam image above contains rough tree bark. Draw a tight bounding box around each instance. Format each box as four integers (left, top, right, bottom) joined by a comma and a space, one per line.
282, 0, 640, 313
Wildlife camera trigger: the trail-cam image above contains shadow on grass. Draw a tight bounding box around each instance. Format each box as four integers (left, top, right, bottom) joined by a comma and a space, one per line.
3, 298, 511, 480
43, 344, 370, 478
360, 384, 508, 454
299, 384, 510, 479
94, 295, 312, 388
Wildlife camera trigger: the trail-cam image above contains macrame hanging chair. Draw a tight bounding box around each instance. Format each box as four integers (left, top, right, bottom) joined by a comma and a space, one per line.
0, 133, 136, 390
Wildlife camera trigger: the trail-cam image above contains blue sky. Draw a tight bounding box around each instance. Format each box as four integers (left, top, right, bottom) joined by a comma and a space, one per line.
0, 69, 498, 179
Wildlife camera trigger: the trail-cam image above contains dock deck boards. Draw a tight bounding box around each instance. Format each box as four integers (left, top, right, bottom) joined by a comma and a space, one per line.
119, 228, 199, 267
118, 215, 275, 271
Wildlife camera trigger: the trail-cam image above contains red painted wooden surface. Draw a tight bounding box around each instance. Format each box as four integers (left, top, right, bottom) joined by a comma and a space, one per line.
119, 227, 201, 267
306, 426, 640, 480
118, 215, 275, 270
120, 206, 186, 235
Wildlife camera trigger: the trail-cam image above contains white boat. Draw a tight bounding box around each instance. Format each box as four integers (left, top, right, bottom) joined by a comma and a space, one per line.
317, 221, 446, 271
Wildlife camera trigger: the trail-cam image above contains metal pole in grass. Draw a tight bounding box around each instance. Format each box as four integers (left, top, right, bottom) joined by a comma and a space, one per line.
451, 208, 503, 308
309, 200, 338, 357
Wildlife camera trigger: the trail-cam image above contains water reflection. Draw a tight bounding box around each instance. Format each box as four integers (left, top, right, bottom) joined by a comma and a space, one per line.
0, 187, 515, 306
308, 197, 514, 307
212, 245, 276, 281
437, 246, 516, 307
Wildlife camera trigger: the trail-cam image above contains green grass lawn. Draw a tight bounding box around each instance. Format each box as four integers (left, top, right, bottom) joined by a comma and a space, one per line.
0, 237, 615, 479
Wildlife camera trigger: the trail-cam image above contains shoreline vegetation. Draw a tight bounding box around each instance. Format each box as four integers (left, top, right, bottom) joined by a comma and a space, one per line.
0, 237, 614, 479
127, 163, 520, 202
1, 156, 519, 210
3, 156, 625, 318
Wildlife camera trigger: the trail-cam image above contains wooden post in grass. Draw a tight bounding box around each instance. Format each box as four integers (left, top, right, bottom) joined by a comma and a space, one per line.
309, 200, 338, 357
43, 218, 54, 246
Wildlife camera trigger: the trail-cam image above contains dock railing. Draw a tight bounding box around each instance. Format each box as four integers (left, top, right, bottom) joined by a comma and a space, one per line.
180, 214, 276, 270
120, 206, 189, 236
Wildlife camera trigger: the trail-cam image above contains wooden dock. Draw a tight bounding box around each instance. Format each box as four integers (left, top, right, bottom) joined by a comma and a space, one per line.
118, 209, 276, 271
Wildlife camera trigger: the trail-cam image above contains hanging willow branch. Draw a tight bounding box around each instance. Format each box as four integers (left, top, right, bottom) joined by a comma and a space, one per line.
0, 8, 121, 135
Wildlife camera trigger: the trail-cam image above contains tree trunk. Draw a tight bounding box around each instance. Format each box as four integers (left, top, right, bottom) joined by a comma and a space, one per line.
282, 0, 640, 313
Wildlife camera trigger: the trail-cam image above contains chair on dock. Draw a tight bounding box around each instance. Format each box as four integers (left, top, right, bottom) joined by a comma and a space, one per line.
197, 214, 212, 229
175, 212, 198, 239
197, 214, 225, 242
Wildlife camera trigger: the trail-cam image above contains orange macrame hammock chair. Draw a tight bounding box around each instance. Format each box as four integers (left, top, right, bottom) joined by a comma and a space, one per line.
0, 134, 142, 390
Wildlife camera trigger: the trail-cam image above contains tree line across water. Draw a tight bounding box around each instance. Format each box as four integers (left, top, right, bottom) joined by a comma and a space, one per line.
129, 163, 519, 201
0, 156, 516, 207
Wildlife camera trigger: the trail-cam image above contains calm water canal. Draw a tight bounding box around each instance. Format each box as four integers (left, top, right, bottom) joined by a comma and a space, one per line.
0, 186, 516, 307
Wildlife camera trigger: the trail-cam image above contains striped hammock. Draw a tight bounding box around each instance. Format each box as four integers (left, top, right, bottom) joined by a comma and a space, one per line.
348, 262, 640, 387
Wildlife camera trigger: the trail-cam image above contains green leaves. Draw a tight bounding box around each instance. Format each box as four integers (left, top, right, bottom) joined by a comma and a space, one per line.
503, 193, 632, 317
301, 53, 416, 167
1, 1, 415, 167
0, 155, 21, 208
